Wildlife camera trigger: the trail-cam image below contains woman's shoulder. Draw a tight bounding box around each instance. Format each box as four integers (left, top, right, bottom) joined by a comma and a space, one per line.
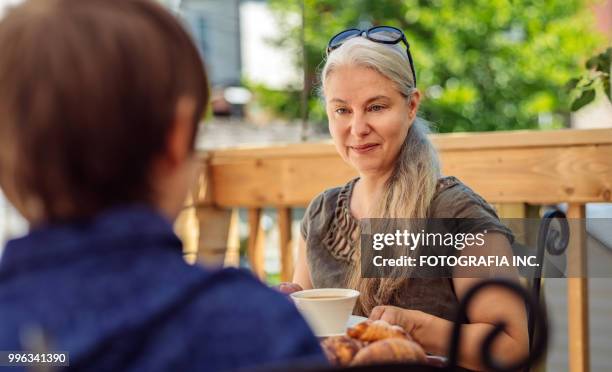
431, 176, 514, 242
304, 178, 356, 221
305, 185, 345, 214
431, 176, 498, 219
300, 178, 357, 240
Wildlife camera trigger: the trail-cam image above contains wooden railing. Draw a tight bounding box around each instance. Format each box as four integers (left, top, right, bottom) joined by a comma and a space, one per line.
177, 128, 612, 372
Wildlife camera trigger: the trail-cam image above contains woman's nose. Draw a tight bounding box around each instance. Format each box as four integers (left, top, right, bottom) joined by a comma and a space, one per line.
350, 113, 371, 137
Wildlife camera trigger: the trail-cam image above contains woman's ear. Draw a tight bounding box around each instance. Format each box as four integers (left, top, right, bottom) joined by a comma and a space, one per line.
408, 90, 421, 120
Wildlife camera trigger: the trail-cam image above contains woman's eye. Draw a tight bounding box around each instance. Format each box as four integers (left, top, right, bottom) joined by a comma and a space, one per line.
335, 108, 349, 115
369, 104, 386, 112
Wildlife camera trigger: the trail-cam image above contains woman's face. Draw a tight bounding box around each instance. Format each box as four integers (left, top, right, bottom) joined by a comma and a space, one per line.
324, 65, 420, 177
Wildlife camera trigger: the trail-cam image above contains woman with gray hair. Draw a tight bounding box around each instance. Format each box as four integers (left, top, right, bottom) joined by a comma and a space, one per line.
280, 26, 528, 371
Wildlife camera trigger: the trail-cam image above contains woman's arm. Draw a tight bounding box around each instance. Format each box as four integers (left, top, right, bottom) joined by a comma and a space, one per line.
447, 233, 528, 370
292, 236, 314, 290
370, 233, 528, 371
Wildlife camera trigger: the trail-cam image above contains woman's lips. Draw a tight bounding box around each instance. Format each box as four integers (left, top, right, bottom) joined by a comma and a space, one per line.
349, 143, 379, 154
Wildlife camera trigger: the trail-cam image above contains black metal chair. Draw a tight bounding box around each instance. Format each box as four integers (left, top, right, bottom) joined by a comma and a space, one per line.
528, 209, 569, 339
523, 209, 569, 372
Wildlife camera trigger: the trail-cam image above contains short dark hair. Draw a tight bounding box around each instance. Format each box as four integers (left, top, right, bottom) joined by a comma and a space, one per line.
0, 0, 209, 221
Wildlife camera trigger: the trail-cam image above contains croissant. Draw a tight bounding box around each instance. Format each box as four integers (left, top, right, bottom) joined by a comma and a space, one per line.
320, 335, 364, 366
351, 338, 427, 366
347, 319, 410, 342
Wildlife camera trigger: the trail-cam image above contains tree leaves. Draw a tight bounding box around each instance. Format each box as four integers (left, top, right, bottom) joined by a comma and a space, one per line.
569, 47, 611, 111
264, 0, 603, 130
586, 47, 611, 73
570, 89, 595, 111
565, 77, 580, 90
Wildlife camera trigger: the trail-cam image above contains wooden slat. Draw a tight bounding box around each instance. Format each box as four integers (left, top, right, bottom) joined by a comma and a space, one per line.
567, 204, 589, 372
441, 145, 612, 204
174, 206, 198, 256
492, 203, 527, 218
193, 206, 233, 266
209, 155, 356, 207
190, 153, 213, 206
183, 253, 197, 265
205, 144, 612, 207
208, 141, 337, 160
205, 128, 612, 159
430, 128, 612, 151
247, 208, 265, 279
277, 207, 293, 282
492, 203, 527, 246
223, 208, 240, 267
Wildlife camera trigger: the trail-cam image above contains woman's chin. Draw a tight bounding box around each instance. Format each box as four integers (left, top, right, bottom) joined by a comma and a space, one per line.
350, 160, 385, 175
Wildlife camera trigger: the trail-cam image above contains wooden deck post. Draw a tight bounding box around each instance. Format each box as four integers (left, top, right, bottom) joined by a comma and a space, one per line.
193, 206, 233, 266
223, 208, 241, 267
278, 207, 294, 282
184, 156, 235, 267
247, 208, 266, 279
567, 204, 589, 372
175, 205, 199, 264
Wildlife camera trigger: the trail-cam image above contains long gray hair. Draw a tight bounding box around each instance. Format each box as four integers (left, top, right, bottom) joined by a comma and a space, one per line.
321, 37, 441, 315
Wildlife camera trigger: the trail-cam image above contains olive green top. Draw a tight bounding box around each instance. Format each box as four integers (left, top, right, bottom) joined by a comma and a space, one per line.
300, 176, 514, 320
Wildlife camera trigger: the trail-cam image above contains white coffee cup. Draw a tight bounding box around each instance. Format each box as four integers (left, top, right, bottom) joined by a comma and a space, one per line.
290, 288, 360, 337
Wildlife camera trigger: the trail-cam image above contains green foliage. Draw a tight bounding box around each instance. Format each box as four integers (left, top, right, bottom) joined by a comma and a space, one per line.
266, 272, 281, 286
244, 80, 303, 120
568, 47, 611, 111
259, 0, 603, 132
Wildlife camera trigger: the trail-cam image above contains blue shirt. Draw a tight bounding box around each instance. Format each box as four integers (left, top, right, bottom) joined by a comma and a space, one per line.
0, 206, 325, 371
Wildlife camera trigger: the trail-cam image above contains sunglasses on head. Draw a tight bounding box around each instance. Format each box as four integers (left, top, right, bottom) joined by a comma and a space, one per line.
326, 25, 417, 86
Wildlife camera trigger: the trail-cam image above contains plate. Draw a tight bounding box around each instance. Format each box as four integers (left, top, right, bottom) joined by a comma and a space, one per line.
346, 315, 368, 328
425, 355, 447, 367
317, 315, 368, 338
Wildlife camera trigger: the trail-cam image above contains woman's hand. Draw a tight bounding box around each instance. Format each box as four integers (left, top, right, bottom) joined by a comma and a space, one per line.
277, 282, 304, 295
369, 306, 432, 339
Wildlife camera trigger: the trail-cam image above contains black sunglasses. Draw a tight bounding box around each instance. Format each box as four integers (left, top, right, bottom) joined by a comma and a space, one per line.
326, 26, 417, 86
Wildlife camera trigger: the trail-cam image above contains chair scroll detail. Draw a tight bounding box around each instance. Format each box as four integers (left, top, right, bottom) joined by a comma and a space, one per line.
528, 209, 569, 352
447, 279, 549, 372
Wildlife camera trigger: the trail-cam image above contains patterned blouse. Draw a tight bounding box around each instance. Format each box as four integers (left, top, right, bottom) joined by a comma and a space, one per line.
300, 176, 514, 319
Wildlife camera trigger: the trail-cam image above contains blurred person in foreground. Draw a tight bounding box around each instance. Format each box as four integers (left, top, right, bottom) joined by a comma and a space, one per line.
0, 0, 324, 371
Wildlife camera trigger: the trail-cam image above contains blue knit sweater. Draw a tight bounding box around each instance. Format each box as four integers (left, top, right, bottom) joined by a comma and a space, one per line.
0, 206, 325, 372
